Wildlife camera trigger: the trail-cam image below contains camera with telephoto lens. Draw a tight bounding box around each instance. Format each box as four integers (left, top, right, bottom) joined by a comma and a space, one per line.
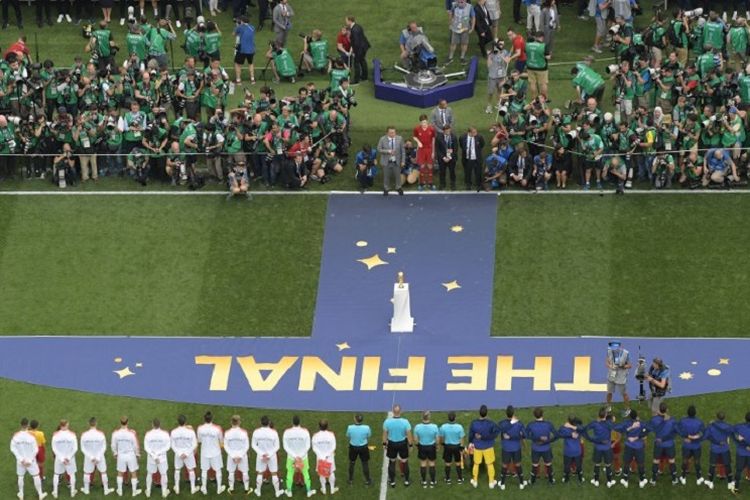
684, 8, 703, 19
609, 24, 621, 35
605, 64, 620, 75
492, 40, 504, 54
635, 355, 647, 381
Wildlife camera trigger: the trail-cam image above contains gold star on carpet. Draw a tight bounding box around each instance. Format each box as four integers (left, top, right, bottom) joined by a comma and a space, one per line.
114, 357, 122, 363
113, 367, 135, 379
387, 247, 397, 254
718, 358, 730, 365
355, 241, 368, 247
450, 225, 464, 233
135, 362, 143, 368
679, 372, 694, 381
356, 254, 388, 270
707, 369, 722, 377
335, 342, 350, 352
690, 361, 698, 365
442, 280, 461, 292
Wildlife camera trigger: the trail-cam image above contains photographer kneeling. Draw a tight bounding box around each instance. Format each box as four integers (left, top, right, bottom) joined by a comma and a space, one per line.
355, 144, 377, 193
227, 160, 249, 196
645, 358, 670, 416
300, 30, 331, 74
52, 143, 77, 188
127, 147, 150, 186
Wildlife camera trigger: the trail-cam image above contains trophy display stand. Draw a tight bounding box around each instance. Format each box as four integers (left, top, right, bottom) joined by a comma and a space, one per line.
390, 272, 414, 333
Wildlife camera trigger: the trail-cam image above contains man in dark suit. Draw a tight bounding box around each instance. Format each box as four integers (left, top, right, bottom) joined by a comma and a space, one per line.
474, 0, 493, 57
346, 15, 371, 84
435, 124, 458, 190
459, 126, 485, 191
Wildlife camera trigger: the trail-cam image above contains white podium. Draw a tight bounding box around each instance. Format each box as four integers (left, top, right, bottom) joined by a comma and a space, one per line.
391, 282, 414, 333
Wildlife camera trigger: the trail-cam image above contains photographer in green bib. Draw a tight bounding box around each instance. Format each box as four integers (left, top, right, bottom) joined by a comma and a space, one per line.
126, 22, 150, 65
701, 11, 725, 53
86, 21, 118, 71
301, 30, 331, 74
727, 18, 750, 72
669, 10, 690, 67
148, 18, 177, 69
266, 41, 298, 83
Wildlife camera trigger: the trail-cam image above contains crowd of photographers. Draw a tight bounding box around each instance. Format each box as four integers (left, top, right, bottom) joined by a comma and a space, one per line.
0, 6, 358, 193
480, 5, 750, 192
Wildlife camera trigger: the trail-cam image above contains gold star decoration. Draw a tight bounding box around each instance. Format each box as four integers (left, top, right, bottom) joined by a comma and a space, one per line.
718, 358, 730, 365
113, 367, 135, 379
335, 342, 350, 352
114, 357, 122, 363
707, 369, 722, 377
690, 361, 698, 365
679, 372, 694, 380
135, 362, 143, 368
356, 254, 388, 270
387, 247, 397, 254
355, 241, 368, 247
442, 280, 462, 292
450, 225, 464, 233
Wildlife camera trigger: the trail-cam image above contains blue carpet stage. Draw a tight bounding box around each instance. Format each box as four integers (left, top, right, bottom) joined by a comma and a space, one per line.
0, 194, 747, 411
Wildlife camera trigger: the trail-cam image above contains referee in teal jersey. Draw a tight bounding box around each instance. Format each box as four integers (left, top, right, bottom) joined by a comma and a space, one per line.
439, 411, 466, 483
383, 404, 413, 488
414, 411, 440, 488
345, 414, 372, 486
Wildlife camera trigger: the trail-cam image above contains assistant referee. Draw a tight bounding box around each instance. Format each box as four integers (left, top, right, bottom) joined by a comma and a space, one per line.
382, 405, 413, 488
414, 411, 439, 488
345, 414, 372, 486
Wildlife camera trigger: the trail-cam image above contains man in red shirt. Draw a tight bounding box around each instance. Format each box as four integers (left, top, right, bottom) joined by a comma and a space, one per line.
412, 114, 436, 191
507, 28, 526, 72
336, 26, 352, 66
4, 36, 30, 63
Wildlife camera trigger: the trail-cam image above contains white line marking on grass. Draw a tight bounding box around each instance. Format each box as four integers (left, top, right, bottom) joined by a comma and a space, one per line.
379, 411, 393, 500
1, 189, 750, 196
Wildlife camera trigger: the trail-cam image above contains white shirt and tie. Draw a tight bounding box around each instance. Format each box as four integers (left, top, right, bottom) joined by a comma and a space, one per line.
467, 135, 476, 160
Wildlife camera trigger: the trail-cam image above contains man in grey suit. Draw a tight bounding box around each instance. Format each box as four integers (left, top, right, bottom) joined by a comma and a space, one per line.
377, 126, 405, 195
430, 99, 455, 131
272, 0, 294, 47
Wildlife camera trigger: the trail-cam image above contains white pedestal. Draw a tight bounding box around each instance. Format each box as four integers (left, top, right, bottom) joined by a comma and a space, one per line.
391, 283, 414, 333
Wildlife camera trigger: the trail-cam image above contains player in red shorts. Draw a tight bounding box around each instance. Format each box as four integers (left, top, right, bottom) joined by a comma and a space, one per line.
29, 419, 47, 482
412, 114, 436, 191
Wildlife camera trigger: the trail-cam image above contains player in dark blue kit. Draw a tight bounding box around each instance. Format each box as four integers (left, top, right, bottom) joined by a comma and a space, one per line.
498, 405, 526, 490
557, 415, 585, 484
583, 407, 616, 488
614, 409, 650, 489
647, 403, 679, 486
525, 407, 557, 485
677, 405, 705, 485
730, 412, 750, 494
704, 411, 734, 491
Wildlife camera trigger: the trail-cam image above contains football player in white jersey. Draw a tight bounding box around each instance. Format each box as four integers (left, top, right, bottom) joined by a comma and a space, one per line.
312, 420, 338, 495
224, 415, 250, 493
170, 415, 198, 495
80, 417, 115, 496
51, 420, 78, 499
282, 416, 316, 498
251, 415, 283, 498
196, 411, 225, 495
143, 419, 170, 498
10, 417, 47, 499
111, 416, 142, 497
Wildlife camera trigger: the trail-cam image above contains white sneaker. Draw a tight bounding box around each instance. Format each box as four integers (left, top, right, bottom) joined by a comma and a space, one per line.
40, 494, 48, 500
729, 481, 736, 492
254, 488, 261, 497
175, 20, 181, 27
590, 479, 599, 487
639, 478, 648, 488
71, 490, 77, 498
485, 105, 492, 114
306, 490, 316, 498
227, 486, 234, 494
216, 486, 226, 495
104, 487, 115, 496
17, 493, 24, 500
489, 480, 497, 489
678, 477, 686, 485
81, 488, 90, 495
65, 14, 72, 22
161, 490, 169, 499
57, 13, 63, 22
705, 480, 714, 490
620, 478, 628, 488
190, 486, 199, 495
319, 485, 325, 495
145, 488, 151, 498
607, 480, 616, 488
274, 491, 284, 498
51, 492, 58, 500
116, 489, 123, 498
199, 487, 207, 495
172, 486, 179, 496
131, 489, 142, 497
696, 477, 704, 486
330, 487, 339, 494
470, 478, 478, 488
285, 490, 292, 498
499, 483, 506, 490
120, 17, 125, 25
519, 480, 527, 490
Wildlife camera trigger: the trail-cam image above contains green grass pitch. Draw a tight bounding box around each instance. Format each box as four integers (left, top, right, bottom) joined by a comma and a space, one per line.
2, 0, 750, 498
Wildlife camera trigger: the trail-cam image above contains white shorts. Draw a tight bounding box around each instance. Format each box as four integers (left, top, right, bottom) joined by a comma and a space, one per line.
174, 453, 197, 470
200, 455, 223, 471
17, 460, 41, 476
255, 454, 279, 473
54, 458, 78, 475
83, 457, 108, 474
116, 454, 139, 473
146, 458, 168, 475
227, 455, 249, 474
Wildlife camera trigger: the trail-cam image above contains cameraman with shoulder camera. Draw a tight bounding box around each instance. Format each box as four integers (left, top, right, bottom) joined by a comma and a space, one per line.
486, 40, 511, 114
645, 357, 670, 416
605, 341, 631, 416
